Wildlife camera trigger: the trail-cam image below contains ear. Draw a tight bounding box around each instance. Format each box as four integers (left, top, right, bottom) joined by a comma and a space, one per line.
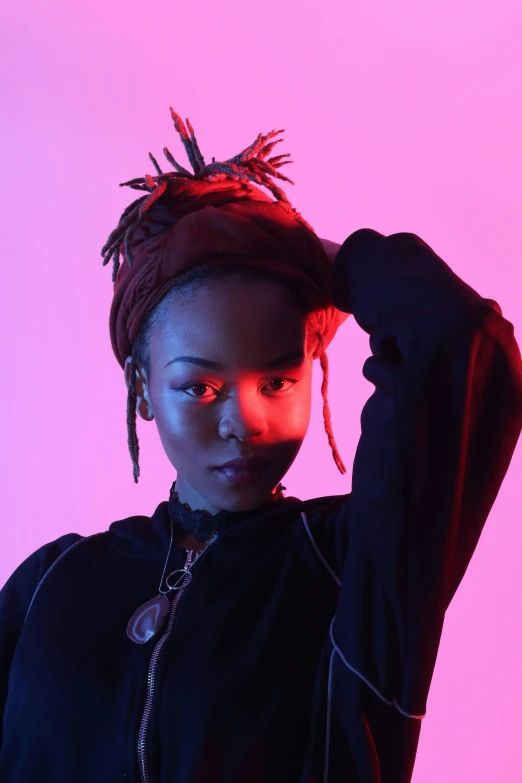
123, 356, 154, 421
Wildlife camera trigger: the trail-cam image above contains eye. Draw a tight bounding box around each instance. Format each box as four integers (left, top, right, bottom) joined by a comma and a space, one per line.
180, 383, 215, 399
178, 377, 297, 399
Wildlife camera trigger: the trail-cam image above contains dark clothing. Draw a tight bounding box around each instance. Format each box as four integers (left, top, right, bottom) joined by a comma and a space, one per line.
1, 230, 521, 782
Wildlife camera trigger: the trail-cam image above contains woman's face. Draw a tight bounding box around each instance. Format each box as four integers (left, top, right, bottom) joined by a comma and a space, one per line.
124, 279, 314, 514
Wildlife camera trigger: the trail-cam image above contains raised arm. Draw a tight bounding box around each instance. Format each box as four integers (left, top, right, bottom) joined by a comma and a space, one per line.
330, 228, 522, 720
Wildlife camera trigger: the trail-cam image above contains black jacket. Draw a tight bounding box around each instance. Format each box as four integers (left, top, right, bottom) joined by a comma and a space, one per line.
1, 229, 521, 783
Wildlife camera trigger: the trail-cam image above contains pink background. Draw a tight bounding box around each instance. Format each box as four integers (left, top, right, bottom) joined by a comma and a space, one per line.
1, 0, 521, 779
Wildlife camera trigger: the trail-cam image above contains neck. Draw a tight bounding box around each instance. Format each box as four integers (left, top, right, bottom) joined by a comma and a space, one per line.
167, 480, 286, 544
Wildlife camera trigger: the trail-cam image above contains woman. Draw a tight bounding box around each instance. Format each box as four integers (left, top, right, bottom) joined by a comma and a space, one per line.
1, 107, 521, 783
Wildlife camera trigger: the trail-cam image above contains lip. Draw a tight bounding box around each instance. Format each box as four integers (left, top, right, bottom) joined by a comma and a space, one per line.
216, 465, 266, 485
216, 457, 267, 471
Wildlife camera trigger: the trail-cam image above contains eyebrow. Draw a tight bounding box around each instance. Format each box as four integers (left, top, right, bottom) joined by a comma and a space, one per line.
164, 349, 305, 371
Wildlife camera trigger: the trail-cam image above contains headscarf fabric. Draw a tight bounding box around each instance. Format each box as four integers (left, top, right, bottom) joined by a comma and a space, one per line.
102, 109, 350, 370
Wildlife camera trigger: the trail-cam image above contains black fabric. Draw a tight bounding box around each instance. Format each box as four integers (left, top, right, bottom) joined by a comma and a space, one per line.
166, 480, 286, 543
1, 230, 521, 783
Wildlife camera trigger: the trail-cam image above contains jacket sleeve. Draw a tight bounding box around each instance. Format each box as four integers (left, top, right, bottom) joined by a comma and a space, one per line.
0, 533, 83, 747
330, 229, 522, 720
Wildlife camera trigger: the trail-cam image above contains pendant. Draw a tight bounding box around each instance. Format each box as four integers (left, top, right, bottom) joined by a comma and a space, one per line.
126, 594, 170, 645
126, 569, 193, 645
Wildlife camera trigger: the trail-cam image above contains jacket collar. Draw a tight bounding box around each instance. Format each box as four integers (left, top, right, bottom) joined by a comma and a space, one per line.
108, 494, 307, 557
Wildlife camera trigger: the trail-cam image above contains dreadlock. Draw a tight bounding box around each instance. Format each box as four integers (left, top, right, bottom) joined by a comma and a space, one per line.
101, 107, 299, 284
101, 108, 346, 483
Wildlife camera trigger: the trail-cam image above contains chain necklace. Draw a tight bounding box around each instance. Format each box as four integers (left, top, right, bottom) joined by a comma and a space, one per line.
126, 481, 286, 644
126, 514, 206, 644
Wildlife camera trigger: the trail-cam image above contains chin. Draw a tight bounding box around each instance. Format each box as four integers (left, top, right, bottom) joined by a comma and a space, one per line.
210, 468, 282, 512
217, 487, 275, 513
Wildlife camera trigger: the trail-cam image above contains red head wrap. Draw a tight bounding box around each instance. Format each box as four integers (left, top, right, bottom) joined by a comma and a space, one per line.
102, 109, 350, 370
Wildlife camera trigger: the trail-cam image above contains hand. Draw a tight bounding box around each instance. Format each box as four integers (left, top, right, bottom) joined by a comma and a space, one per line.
319, 236, 351, 324
318, 237, 342, 267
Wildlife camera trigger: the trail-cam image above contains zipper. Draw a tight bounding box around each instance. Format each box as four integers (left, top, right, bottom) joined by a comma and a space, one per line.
137, 548, 206, 783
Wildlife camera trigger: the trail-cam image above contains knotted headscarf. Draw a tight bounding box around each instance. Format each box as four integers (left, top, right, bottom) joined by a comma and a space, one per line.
102, 108, 349, 368
101, 107, 350, 480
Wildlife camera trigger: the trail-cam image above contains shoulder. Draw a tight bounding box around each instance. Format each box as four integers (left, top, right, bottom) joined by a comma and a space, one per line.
0, 532, 86, 632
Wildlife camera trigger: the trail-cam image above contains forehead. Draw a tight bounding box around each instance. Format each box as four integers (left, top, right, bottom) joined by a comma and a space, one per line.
151, 279, 308, 370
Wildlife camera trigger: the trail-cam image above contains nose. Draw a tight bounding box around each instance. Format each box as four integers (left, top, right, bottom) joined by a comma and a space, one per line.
217, 392, 268, 441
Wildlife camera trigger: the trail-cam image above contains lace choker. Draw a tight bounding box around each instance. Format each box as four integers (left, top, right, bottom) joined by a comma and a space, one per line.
167, 480, 286, 542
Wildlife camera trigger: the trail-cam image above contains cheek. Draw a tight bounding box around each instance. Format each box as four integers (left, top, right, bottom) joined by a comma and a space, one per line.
271, 387, 312, 437
150, 393, 214, 464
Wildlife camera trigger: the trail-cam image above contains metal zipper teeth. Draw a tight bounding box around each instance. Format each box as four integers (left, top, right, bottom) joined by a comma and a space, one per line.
137, 549, 204, 783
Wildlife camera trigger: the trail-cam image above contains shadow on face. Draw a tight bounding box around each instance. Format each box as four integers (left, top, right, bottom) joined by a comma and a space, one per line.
133, 279, 314, 514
